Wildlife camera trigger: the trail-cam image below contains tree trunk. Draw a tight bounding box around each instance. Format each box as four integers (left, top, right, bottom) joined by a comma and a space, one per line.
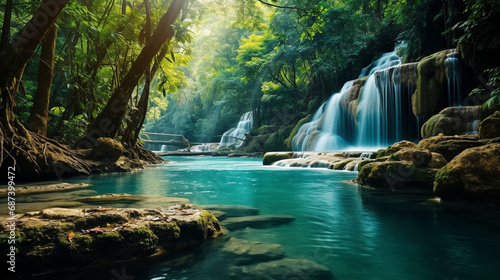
0, 0, 13, 53
26, 23, 58, 136
77, 0, 185, 150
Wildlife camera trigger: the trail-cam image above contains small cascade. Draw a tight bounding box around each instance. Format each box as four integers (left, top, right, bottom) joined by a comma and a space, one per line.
160, 145, 169, 152
191, 143, 215, 152
219, 111, 253, 149
353, 152, 372, 171
445, 50, 462, 107
356, 52, 401, 147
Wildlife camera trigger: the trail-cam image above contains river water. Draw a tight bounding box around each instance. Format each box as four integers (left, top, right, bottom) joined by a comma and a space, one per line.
35, 157, 500, 279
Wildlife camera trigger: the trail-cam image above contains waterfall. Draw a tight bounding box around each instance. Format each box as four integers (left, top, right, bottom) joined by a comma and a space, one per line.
161, 145, 169, 152
445, 50, 462, 107
219, 111, 253, 149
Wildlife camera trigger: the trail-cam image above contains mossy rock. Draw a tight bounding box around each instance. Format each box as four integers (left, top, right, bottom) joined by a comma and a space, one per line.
262, 152, 294, 165
413, 49, 455, 116
433, 143, 500, 201
333, 159, 354, 170
284, 115, 311, 149
421, 106, 481, 138
416, 135, 483, 161
376, 140, 417, 158
479, 111, 500, 140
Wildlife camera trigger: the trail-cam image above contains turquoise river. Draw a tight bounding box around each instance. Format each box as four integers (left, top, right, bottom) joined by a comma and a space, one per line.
23, 156, 500, 279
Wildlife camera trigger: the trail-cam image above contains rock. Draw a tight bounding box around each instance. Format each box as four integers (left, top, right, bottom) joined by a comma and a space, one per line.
0, 182, 92, 197
222, 238, 285, 265
88, 137, 124, 162
229, 258, 335, 280
479, 111, 500, 139
357, 161, 437, 194
434, 143, 500, 200
78, 193, 144, 202
416, 134, 483, 161
200, 205, 260, 217
222, 215, 295, 231
285, 115, 311, 149
0, 205, 222, 274
413, 49, 456, 116
262, 152, 294, 165
421, 106, 481, 138
376, 140, 417, 158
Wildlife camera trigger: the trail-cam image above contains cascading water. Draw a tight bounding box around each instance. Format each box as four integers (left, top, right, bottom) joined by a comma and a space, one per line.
445, 49, 462, 107
218, 111, 253, 149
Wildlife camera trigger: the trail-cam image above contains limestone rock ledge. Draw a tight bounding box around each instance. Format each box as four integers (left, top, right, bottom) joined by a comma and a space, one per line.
0, 205, 221, 274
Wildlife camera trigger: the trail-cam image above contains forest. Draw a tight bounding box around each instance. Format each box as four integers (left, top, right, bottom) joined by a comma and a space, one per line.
1, 0, 500, 180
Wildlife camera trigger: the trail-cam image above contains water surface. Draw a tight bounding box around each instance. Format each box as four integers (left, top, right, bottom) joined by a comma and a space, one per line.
52, 156, 500, 280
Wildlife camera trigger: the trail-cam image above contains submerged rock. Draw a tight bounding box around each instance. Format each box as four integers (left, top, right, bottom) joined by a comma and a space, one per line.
200, 205, 260, 217
434, 143, 500, 201
222, 238, 285, 265
222, 215, 295, 231
0, 205, 222, 274
0, 182, 92, 197
229, 258, 335, 280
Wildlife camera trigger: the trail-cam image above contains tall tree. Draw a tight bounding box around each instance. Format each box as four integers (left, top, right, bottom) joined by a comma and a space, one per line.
26, 23, 58, 136
77, 0, 185, 149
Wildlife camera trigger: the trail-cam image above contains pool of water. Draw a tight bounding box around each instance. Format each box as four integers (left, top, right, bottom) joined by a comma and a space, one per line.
37, 157, 500, 279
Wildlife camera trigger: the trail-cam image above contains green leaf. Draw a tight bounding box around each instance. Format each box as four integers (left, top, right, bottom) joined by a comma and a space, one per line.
50, 107, 65, 115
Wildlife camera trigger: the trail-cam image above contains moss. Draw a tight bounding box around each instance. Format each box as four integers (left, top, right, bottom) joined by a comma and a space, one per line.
333, 159, 353, 170
262, 152, 294, 165
284, 115, 311, 149
120, 227, 158, 248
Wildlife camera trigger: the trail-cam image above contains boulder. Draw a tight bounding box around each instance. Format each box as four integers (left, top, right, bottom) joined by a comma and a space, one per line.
416, 134, 483, 161
479, 111, 500, 139
222, 238, 285, 265
434, 143, 500, 200
413, 49, 456, 116
88, 137, 124, 162
262, 152, 294, 165
229, 258, 335, 280
222, 215, 295, 231
357, 147, 446, 194
376, 140, 417, 158
0, 205, 222, 274
421, 106, 481, 138
285, 115, 311, 149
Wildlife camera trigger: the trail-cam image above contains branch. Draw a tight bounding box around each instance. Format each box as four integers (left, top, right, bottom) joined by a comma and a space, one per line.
257, 0, 306, 12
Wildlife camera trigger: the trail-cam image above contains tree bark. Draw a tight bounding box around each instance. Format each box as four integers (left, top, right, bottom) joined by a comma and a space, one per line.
77, 0, 185, 149
26, 23, 58, 136
0, 0, 13, 53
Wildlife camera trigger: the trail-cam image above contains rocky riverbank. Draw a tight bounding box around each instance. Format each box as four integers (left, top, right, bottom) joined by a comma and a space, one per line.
266, 110, 500, 203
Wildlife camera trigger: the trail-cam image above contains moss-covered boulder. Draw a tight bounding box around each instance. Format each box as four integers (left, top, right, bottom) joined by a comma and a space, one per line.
358, 147, 446, 194
421, 106, 481, 138
262, 152, 294, 165
0, 205, 221, 274
479, 111, 500, 139
416, 134, 484, 161
376, 140, 417, 158
433, 143, 500, 200
88, 137, 124, 162
413, 49, 456, 116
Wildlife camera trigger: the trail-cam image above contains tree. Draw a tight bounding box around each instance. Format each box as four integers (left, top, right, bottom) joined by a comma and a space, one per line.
77, 0, 186, 149
26, 23, 58, 136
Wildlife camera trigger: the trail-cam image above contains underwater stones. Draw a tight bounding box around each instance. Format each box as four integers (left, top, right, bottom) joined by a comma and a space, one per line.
416, 134, 483, 161
421, 106, 482, 138
88, 137, 124, 162
262, 152, 294, 165
479, 111, 500, 139
0, 205, 222, 274
200, 205, 260, 217
222, 238, 285, 265
229, 258, 335, 280
413, 49, 456, 116
433, 143, 500, 200
222, 215, 295, 231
